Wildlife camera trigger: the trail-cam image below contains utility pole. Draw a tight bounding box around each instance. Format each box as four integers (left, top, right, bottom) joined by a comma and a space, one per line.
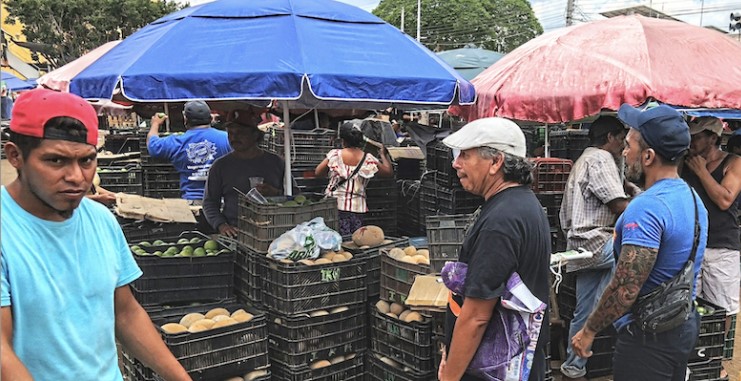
565, 0, 575, 26
699, 0, 705, 26
401, 7, 405, 33
416, 0, 421, 42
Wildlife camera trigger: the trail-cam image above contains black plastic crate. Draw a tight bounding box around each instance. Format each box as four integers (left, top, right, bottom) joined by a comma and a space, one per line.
121, 346, 156, 381
724, 314, 736, 359
262, 257, 367, 316
151, 303, 269, 381
363, 209, 398, 238
530, 158, 573, 194
549, 129, 590, 162
688, 358, 722, 381
536, 192, 564, 230
397, 180, 424, 236
584, 326, 617, 379
141, 163, 181, 198
234, 247, 265, 306
271, 126, 336, 148
420, 181, 482, 216
119, 218, 198, 244
690, 298, 727, 362
104, 134, 140, 154
342, 236, 409, 299
268, 305, 366, 367
236, 193, 338, 253
426, 140, 461, 188
425, 214, 473, 273
367, 352, 436, 381
271, 351, 365, 381
370, 306, 435, 373
380, 248, 429, 304
129, 232, 235, 305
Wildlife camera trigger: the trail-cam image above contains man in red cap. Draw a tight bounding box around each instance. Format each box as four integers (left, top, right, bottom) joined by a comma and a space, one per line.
1, 88, 191, 381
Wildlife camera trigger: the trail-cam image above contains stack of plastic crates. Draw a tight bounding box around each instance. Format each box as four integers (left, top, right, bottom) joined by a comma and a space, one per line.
139, 132, 181, 199
365, 177, 399, 237
531, 157, 572, 252
268, 126, 336, 167
368, 301, 436, 381
687, 299, 728, 381
262, 255, 367, 380
121, 301, 271, 381
397, 180, 424, 237
97, 163, 143, 195
425, 214, 473, 273
104, 130, 140, 154
549, 129, 590, 162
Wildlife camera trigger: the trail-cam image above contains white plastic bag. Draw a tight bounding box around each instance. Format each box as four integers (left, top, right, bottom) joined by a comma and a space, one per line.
267, 217, 341, 261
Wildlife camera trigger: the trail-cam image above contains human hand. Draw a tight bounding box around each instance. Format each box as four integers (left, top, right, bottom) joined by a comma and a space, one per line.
437, 346, 447, 381
571, 328, 596, 358
218, 223, 238, 238
151, 113, 167, 126
255, 183, 280, 196
88, 192, 117, 206
685, 155, 707, 175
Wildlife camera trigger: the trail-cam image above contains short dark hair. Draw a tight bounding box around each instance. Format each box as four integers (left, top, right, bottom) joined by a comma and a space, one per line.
589, 116, 626, 146
636, 130, 685, 165
9, 116, 88, 159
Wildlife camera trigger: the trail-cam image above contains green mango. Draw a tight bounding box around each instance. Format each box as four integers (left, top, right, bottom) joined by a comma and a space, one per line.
193, 248, 206, 257
153, 240, 166, 246
189, 237, 202, 244
203, 240, 219, 251
139, 241, 151, 247
177, 238, 190, 244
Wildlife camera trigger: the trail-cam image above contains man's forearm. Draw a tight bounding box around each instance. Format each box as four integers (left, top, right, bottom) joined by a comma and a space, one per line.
1, 347, 35, 381
443, 313, 488, 380
115, 288, 191, 381
585, 244, 657, 333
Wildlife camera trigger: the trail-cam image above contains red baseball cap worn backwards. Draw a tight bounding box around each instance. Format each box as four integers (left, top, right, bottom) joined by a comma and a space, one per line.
9, 88, 98, 146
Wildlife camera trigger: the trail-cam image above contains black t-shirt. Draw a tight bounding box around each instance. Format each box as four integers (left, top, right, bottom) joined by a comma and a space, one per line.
444, 185, 551, 381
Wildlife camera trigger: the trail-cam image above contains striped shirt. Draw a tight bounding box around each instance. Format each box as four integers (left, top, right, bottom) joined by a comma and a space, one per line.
559, 147, 628, 272
325, 149, 379, 213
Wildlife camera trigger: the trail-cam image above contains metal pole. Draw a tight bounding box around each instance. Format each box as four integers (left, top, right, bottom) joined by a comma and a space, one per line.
401, 7, 405, 33
164, 102, 170, 132
313, 109, 320, 130
416, 0, 421, 41
699, 0, 705, 26
282, 102, 293, 196
544, 125, 550, 158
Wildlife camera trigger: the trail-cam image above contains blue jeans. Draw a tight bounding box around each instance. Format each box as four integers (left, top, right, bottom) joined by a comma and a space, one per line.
562, 240, 616, 374
612, 311, 700, 381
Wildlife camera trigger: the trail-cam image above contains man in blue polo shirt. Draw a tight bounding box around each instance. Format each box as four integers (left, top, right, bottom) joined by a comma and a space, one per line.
572, 104, 708, 381
147, 100, 231, 203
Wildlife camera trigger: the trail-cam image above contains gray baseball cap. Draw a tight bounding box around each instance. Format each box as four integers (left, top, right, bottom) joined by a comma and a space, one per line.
183, 100, 211, 125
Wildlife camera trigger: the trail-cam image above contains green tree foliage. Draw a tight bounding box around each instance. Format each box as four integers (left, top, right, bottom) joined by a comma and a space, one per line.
4, 0, 184, 68
373, 0, 543, 53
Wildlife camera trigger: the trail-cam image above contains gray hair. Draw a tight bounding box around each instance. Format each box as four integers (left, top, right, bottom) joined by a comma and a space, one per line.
477, 147, 533, 185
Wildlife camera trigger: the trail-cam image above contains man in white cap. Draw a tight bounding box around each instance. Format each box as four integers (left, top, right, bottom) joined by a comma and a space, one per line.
437, 117, 551, 381
682, 116, 741, 378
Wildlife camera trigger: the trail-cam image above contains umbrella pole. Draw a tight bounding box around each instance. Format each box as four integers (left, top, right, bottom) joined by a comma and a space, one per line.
544, 124, 550, 158
314, 109, 319, 129
283, 102, 293, 196
164, 102, 171, 133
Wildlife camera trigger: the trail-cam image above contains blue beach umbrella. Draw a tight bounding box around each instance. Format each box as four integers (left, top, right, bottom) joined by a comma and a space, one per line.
70, 0, 475, 109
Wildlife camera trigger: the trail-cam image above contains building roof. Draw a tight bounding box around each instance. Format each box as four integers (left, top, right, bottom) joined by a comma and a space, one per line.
600, 5, 682, 22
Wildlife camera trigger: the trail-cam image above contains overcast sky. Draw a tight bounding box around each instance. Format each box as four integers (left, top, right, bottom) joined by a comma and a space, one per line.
177, 0, 741, 34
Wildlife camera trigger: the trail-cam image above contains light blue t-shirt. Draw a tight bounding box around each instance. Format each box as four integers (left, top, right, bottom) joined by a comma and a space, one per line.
613, 178, 708, 328
148, 127, 231, 200
1, 186, 142, 381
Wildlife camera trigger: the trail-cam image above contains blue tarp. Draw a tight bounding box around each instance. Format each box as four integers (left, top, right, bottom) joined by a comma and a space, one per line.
70, 0, 475, 109
1, 72, 36, 91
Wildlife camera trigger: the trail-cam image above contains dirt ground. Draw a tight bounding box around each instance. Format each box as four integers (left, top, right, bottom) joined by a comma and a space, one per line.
552, 311, 741, 381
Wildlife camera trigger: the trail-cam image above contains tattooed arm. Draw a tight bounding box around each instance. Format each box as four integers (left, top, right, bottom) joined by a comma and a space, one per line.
571, 244, 657, 357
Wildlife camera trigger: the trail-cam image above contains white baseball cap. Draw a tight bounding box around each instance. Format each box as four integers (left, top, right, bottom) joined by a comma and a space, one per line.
442, 117, 526, 158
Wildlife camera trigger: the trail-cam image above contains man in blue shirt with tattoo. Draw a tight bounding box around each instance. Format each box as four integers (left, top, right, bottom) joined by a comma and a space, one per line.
572, 104, 708, 381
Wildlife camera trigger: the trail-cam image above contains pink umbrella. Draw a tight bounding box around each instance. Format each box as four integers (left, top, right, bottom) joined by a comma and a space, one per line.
455, 15, 741, 123
37, 40, 121, 92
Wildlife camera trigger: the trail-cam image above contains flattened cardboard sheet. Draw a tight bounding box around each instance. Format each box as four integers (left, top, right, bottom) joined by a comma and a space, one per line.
115, 193, 196, 223
405, 274, 450, 312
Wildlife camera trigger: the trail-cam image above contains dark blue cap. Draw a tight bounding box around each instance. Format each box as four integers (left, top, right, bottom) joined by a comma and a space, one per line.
617, 104, 690, 161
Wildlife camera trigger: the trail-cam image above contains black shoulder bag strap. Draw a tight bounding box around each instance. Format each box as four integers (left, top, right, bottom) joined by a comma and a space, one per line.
328, 152, 368, 193
686, 184, 701, 268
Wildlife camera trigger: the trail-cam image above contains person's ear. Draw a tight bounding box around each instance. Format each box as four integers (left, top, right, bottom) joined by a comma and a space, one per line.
5, 142, 23, 169
644, 148, 655, 164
